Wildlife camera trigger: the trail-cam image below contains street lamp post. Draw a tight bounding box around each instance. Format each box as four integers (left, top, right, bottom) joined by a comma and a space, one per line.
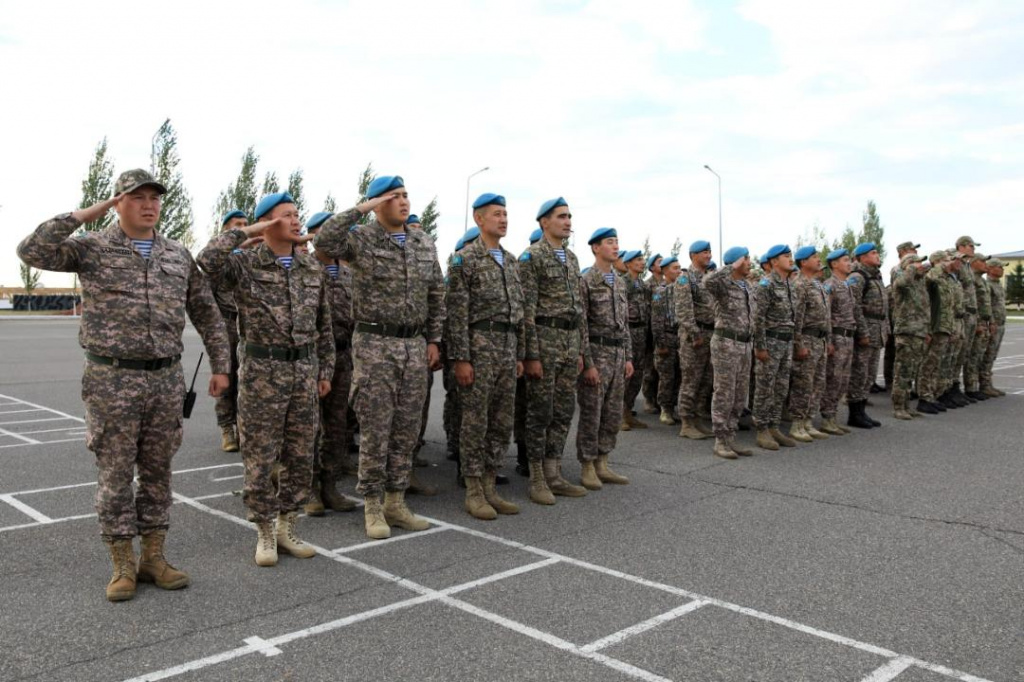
464, 166, 490, 231
703, 164, 722, 259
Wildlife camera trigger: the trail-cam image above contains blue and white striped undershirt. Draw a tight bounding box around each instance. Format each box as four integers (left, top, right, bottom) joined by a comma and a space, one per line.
489, 249, 504, 267
277, 256, 293, 270
325, 264, 340, 279
131, 239, 154, 259
391, 232, 406, 247
553, 248, 566, 264
603, 272, 616, 286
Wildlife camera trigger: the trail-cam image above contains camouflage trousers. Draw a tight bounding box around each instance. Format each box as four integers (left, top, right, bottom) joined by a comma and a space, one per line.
512, 375, 527, 445
848, 342, 882, 402
955, 313, 977, 384
677, 331, 714, 420
943, 325, 964, 393
821, 336, 853, 419
892, 335, 927, 409
753, 337, 793, 429
980, 325, 1005, 390
711, 335, 752, 439
83, 360, 184, 538
443, 358, 462, 456
789, 338, 828, 421
524, 328, 579, 462
458, 330, 518, 478
415, 367, 434, 455
576, 345, 626, 462
964, 324, 991, 392
238, 356, 318, 522
918, 332, 949, 402
214, 322, 240, 427
313, 348, 353, 483
351, 333, 428, 496
642, 357, 659, 406
654, 344, 680, 411
623, 326, 648, 411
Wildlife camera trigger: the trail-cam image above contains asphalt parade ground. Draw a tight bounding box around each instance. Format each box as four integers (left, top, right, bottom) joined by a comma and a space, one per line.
1, 319, 1023, 682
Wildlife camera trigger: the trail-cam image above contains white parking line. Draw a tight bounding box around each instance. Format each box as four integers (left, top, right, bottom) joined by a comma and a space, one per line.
579, 600, 709, 653
0, 393, 84, 423
0, 493, 53, 524
0, 408, 45, 415
0, 426, 40, 445
331, 525, 450, 554
0, 437, 86, 450
860, 656, 915, 682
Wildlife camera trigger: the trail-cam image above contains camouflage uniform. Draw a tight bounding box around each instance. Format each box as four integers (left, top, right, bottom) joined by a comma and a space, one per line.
446, 239, 525, 478
943, 268, 966, 394
650, 282, 680, 412
577, 269, 632, 461
752, 271, 795, 430
980, 276, 1006, 391
965, 269, 992, 393
314, 209, 445, 496
890, 261, 930, 410
198, 233, 334, 522
921, 266, 956, 403
954, 259, 977, 386
316, 261, 355, 484
847, 263, 888, 401
520, 238, 584, 463
675, 267, 715, 420
704, 266, 755, 440
210, 271, 240, 428
18, 215, 230, 538
641, 274, 662, 407
821, 273, 860, 421
622, 272, 650, 411
790, 272, 832, 422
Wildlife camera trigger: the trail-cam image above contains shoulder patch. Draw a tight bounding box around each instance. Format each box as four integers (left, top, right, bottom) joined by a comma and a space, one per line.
678, 276, 688, 286
451, 255, 463, 267
823, 283, 832, 293
759, 278, 770, 287
652, 293, 661, 301
519, 252, 531, 262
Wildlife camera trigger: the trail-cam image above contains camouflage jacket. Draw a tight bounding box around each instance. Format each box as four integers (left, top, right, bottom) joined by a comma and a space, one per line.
321, 260, 354, 347
197, 230, 334, 381
973, 270, 992, 321
925, 268, 957, 335
753, 271, 795, 349
704, 265, 755, 335
519, 237, 584, 361
848, 264, 888, 347
825, 274, 860, 336
989, 278, 1006, 325
892, 263, 931, 337
623, 272, 650, 325
579, 268, 632, 369
674, 267, 715, 338
211, 277, 237, 317
17, 214, 230, 373
313, 208, 445, 344
958, 259, 977, 314
792, 272, 832, 349
650, 282, 679, 349
444, 237, 525, 363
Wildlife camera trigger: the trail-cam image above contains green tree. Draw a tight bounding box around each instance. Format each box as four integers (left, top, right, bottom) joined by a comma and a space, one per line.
323, 193, 337, 213
261, 171, 280, 196
861, 200, 886, 262
1007, 263, 1024, 308
356, 163, 376, 224
420, 196, 440, 239
79, 138, 116, 232
287, 170, 307, 224
641, 236, 651, 263
669, 238, 682, 258
832, 224, 858, 255
213, 146, 260, 232
797, 221, 832, 264
151, 119, 195, 248
19, 262, 41, 311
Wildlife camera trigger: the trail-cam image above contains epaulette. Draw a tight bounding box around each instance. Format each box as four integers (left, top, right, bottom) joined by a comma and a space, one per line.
678, 275, 688, 285
451, 254, 463, 267
759, 278, 770, 287
519, 252, 531, 262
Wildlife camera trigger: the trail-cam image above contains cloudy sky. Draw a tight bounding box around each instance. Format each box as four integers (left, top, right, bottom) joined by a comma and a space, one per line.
2, 0, 1023, 288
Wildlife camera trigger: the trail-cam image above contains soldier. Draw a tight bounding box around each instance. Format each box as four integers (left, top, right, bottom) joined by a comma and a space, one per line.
704, 246, 756, 459
917, 251, 958, 414
406, 213, 440, 497
512, 228, 543, 477
938, 250, 969, 409
621, 249, 650, 430
444, 226, 481, 468
313, 176, 445, 540
301, 212, 358, 517
575, 228, 635, 490
890, 252, 931, 419
446, 194, 524, 520
952, 236, 981, 404
752, 244, 800, 450
675, 241, 716, 440
820, 249, 857, 435
883, 241, 920, 392
846, 242, 887, 428
211, 209, 250, 453
198, 192, 333, 566
520, 197, 588, 504
981, 258, 1007, 397
789, 246, 832, 440
613, 251, 628, 277
641, 253, 663, 413
651, 256, 682, 425
964, 252, 993, 401
18, 169, 231, 601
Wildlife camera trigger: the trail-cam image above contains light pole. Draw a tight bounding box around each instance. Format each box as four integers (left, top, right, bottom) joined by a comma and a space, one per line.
703, 164, 722, 259
464, 166, 490, 231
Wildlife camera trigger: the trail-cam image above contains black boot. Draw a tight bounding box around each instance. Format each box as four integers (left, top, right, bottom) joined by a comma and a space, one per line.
967, 390, 988, 401
495, 473, 510, 486
514, 441, 529, 477
951, 383, 972, 406
847, 400, 874, 429
938, 391, 958, 409
863, 401, 882, 427
916, 400, 940, 415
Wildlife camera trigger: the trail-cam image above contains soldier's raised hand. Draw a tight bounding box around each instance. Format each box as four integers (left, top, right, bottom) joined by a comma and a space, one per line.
72, 194, 122, 225
241, 217, 285, 237
357, 191, 401, 215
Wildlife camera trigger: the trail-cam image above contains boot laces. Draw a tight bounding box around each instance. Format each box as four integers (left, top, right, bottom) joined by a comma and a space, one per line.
115, 544, 134, 579
259, 523, 275, 551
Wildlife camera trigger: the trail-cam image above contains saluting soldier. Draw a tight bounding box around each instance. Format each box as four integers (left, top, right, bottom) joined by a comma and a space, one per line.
917, 251, 958, 414
964, 251, 993, 401
211, 209, 250, 453
890, 252, 932, 419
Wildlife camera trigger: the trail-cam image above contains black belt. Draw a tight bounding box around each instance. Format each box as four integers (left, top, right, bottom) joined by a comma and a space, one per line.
979, 315, 991, 321
955, 312, 965, 319
85, 352, 180, 371
220, 310, 238, 321
832, 327, 855, 338
355, 321, 422, 338
802, 328, 829, 339
336, 339, 350, 352
865, 312, 887, 321
470, 320, 514, 334
697, 321, 715, 331
765, 329, 794, 341
714, 329, 751, 343
965, 307, 977, 314
629, 321, 647, 329
244, 343, 312, 361
535, 316, 579, 330
589, 335, 624, 348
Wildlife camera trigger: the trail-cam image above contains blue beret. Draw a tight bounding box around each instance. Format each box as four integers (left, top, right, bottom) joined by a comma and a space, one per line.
826, 248, 849, 263
853, 242, 877, 258
622, 250, 643, 263
759, 253, 770, 266
254, 192, 295, 221
723, 246, 749, 265
472, 193, 505, 210
581, 266, 591, 275
661, 256, 679, 267
366, 175, 405, 199
707, 260, 717, 271
455, 226, 481, 251
764, 244, 791, 261
689, 240, 711, 254
589, 227, 617, 245
221, 209, 246, 226
529, 228, 543, 244
536, 197, 568, 221
646, 254, 662, 270
617, 250, 626, 259
794, 245, 817, 263
405, 214, 420, 225
305, 211, 333, 231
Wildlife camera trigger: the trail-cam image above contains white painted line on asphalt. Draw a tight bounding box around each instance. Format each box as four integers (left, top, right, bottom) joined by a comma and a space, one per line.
2, 462, 243, 497
0, 408, 45, 415
0, 393, 84, 423
210, 474, 243, 482
860, 656, 915, 682
0, 493, 53, 523
0, 436, 85, 449
242, 636, 283, 657
579, 599, 709, 653
18, 426, 88, 435
0, 416, 72, 426
331, 525, 450, 554
0, 426, 40, 445
440, 557, 561, 596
